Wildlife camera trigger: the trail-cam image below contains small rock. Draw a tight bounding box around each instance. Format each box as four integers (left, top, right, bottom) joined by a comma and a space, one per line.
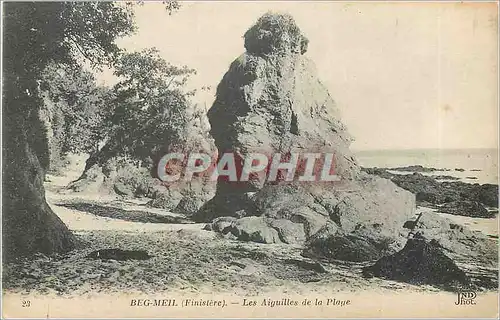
302, 223, 399, 262
146, 192, 182, 210
230, 216, 281, 244
113, 182, 134, 196
268, 219, 306, 244
210, 216, 237, 233
283, 259, 327, 273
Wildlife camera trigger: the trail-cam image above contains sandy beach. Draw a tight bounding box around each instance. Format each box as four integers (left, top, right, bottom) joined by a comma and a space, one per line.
3, 156, 498, 318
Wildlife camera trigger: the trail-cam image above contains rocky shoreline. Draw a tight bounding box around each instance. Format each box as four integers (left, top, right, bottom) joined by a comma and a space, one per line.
362, 166, 498, 218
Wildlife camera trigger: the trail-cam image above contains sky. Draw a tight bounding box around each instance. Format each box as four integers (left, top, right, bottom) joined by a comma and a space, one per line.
97, 1, 499, 151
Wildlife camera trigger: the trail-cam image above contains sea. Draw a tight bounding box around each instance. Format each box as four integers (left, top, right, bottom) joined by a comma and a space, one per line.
355, 148, 499, 185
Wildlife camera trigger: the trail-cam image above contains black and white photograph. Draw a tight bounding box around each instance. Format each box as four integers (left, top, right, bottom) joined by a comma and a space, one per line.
1, 1, 499, 318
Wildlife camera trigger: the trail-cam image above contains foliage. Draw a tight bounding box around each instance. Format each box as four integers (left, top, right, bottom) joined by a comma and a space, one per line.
244, 12, 309, 56
40, 63, 112, 156
4, 2, 136, 79
38, 49, 198, 184
101, 48, 197, 162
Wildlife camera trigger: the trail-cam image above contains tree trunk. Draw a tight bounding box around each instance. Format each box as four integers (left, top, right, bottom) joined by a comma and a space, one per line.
2, 2, 77, 262
2, 104, 76, 262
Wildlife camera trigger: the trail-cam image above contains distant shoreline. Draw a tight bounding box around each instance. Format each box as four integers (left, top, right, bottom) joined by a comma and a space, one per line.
353, 147, 498, 154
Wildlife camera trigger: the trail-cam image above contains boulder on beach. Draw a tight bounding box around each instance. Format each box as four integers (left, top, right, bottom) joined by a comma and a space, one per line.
206, 216, 306, 244
197, 12, 415, 259
363, 237, 471, 290
412, 212, 498, 266
302, 223, 399, 262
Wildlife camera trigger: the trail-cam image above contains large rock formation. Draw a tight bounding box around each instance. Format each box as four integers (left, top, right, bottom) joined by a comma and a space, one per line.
196, 13, 415, 259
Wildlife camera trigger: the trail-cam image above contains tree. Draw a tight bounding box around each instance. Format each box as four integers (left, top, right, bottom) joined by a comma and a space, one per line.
2, 2, 137, 260
40, 63, 112, 164
82, 48, 197, 172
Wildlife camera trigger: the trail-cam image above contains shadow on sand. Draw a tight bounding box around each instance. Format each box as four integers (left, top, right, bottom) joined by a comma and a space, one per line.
56, 202, 194, 224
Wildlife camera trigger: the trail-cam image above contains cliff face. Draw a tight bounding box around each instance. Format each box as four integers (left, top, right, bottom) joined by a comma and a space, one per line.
197, 13, 415, 260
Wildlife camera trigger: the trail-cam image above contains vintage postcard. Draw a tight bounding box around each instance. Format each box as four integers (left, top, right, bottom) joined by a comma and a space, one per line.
2, 0, 499, 318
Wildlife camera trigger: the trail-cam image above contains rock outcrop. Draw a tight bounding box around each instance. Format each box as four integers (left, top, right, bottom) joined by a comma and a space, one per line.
410, 212, 497, 266
363, 168, 498, 217
146, 109, 217, 214
197, 13, 415, 259
363, 238, 472, 290
365, 211, 498, 289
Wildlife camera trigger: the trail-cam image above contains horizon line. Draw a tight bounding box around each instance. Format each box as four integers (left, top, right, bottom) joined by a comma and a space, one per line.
352, 147, 499, 152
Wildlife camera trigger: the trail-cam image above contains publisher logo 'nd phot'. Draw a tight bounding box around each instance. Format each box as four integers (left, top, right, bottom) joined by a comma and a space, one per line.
455, 291, 477, 305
